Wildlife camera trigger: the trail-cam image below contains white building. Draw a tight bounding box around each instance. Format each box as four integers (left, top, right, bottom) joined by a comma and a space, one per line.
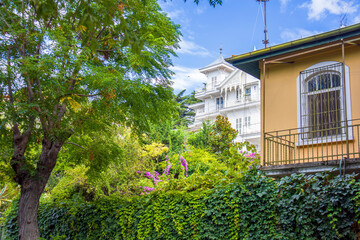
189, 51, 261, 150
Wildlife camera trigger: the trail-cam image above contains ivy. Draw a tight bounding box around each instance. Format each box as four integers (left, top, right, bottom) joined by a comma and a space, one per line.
1, 170, 359, 239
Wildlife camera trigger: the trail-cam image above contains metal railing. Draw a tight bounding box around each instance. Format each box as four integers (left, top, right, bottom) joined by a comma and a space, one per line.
263, 119, 360, 166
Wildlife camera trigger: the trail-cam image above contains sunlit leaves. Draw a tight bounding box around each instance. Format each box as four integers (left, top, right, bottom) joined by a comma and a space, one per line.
188, 0, 223, 7
3, 170, 359, 239
0, 0, 180, 179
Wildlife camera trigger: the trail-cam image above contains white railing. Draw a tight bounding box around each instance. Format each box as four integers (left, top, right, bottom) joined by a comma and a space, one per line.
225, 94, 260, 108
242, 122, 261, 135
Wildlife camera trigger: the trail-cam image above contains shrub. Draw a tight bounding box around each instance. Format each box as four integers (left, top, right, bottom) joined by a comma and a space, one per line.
2, 170, 359, 240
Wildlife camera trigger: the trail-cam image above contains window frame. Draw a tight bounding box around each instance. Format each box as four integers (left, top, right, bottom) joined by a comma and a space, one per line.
236, 88, 241, 101
244, 116, 251, 128
236, 118, 242, 134
216, 97, 223, 110
296, 61, 352, 146
211, 76, 217, 89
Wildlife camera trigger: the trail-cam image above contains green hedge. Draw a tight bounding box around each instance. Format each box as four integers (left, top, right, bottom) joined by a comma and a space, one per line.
2, 170, 359, 240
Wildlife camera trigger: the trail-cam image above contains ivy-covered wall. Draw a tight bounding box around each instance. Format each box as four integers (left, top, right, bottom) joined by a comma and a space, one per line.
2, 170, 360, 240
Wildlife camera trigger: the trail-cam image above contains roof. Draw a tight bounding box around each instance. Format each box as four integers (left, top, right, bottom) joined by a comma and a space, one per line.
218, 69, 240, 88
226, 23, 360, 79
199, 53, 235, 73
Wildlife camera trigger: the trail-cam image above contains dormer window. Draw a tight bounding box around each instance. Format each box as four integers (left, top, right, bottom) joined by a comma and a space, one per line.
245, 87, 251, 96
211, 77, 217, 89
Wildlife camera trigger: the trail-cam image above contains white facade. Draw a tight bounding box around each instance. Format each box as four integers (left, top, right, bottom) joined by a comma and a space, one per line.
189, 53, 261, 150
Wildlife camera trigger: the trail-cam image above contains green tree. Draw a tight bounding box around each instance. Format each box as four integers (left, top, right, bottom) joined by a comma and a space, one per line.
173, 89, 201, 127
209, 115, 238, 155
209, 115, 256, 161
0, 0, 180, 238
188, 120, 212, 149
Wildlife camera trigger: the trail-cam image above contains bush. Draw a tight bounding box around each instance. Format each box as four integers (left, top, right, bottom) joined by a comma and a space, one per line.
2, 170, 359, 240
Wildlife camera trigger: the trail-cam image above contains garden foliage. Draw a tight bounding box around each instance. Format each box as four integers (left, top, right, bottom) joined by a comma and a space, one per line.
2, 169, 359, 240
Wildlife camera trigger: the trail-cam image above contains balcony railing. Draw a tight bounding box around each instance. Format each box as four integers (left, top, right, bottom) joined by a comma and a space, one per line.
264, 119, 360, 166
226, 94, 260, 108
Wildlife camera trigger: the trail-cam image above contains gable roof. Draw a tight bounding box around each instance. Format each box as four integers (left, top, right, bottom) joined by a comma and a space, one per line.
218, 69, 240, 88
226, 23, 360, 79
199, 53, 235, 73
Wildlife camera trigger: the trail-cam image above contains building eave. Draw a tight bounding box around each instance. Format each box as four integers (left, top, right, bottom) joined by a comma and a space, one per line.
226, 23, 360, 79
199, 63, 235, 74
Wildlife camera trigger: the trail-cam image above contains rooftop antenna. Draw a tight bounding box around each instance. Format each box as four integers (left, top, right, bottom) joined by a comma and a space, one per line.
256, 0, 269, 48
220, 47, 223, 55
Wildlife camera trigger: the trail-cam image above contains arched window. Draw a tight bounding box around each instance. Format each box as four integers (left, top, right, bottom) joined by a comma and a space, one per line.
298, 62, 351, 141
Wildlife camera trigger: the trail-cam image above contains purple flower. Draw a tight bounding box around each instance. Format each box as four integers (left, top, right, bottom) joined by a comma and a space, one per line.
180, 156, 188, 171
180, 156, 188, 177
153, 171, 161, 180
143, 171, 163, 185
144, 171, 155, 180
163, 163, 172, 176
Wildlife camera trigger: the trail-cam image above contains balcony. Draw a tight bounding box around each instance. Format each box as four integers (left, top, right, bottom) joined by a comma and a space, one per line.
242, 122, 261, 136
225, 94, 260, 109
194, 88, 220, 100
262, 119, 360, 177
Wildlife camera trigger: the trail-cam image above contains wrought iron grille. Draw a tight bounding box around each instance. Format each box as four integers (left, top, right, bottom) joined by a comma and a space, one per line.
299, 63, 344, 140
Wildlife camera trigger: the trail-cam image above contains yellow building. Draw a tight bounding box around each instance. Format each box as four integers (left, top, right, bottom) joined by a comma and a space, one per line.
227, 24, 360, 177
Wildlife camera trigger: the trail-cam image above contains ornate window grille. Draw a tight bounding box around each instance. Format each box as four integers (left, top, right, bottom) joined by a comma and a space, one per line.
299, 63, 344, 140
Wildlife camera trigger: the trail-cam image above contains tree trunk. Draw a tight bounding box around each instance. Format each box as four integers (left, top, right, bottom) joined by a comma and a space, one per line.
18, 179, 43, 240
16, 139, 63, 240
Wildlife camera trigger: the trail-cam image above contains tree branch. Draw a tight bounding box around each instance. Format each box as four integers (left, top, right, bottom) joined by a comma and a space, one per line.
7, 47, 14, 105
58, 93, 101, 100
0, 10, 11, 29
25, 76, 35, 102
96, 27, 107, 40
96, 49, 115, 52
68, 66, 82, 91
64, 142, 85, 149
24, 115, 35, 139
34, 106, 49, 134
3, 7, 15, 24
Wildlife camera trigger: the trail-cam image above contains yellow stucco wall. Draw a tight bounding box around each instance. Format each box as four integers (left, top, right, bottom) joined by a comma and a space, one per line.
260, 44, 360, 165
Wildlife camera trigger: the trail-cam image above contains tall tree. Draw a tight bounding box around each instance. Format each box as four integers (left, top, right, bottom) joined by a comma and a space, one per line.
174, 89, 201, 127
0, 0, 180, 238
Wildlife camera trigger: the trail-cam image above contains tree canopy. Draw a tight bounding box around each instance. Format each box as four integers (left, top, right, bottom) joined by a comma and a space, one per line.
0, 0, 180, 238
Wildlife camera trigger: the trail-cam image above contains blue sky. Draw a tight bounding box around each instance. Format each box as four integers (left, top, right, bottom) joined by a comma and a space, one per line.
159, 0, 360, 93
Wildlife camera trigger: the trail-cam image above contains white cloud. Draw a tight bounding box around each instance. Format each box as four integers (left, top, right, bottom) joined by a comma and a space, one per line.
280, 28, 321, 42
301, 0, 358, 20
166, 9, 184, 19
280, 0, 290, 11
176, 38, 211, 57
196, 6, 206, 15
353, 16, 360, 24
170, 66, 207, 92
